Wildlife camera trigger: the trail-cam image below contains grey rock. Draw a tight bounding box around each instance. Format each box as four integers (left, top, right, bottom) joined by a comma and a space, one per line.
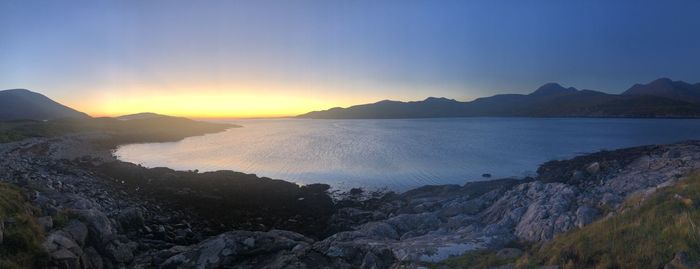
105, 240, 135, 263
50, 248, 81, 269
574, 205, 599, 228
37, 216, 53, 231
43, 230, 87, 269
117, 207, 145, 230
586, 162, 601, 174
84, 246, 104, 269
243, 237, 255, 247
63, 220, 88, 246
75, 209, 115, 244
0, 221, 4, 244
160, 229, 338, 269
664, 251, 694, 269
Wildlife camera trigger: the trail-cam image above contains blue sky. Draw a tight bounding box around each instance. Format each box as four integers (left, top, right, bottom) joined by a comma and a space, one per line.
1, 0, 699, 116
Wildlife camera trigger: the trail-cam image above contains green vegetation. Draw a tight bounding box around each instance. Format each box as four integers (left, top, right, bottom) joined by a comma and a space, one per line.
0, 117, 235, 144
434, 250, 519, 269
534, 172, 700, 268
0, 182, 48, 269
434, 172, 700, 269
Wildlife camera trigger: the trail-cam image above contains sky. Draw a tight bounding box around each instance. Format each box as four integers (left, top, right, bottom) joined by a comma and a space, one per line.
2, 0, 700, 118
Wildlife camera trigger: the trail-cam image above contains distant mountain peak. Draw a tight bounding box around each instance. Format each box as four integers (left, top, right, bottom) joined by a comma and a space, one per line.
623, 77, 700, 103
4, 88, 32, 93
116, 112, 171, 121
653, 77, 673, 83
423, 97, 457, 102
529, 83, 578, 96
0, 88, 89, 120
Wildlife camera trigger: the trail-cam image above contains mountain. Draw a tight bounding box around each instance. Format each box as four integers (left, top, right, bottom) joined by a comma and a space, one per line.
116, 112, 171, 121
623, 78, 700, 104
298, 79, 700, 119
0, 89, 89, 120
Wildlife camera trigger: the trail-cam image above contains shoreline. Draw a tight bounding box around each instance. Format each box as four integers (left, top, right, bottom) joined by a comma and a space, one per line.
2, 125, 700, 268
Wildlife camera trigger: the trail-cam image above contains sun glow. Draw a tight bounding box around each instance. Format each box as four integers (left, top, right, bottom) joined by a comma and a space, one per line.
68, 83, 388, 118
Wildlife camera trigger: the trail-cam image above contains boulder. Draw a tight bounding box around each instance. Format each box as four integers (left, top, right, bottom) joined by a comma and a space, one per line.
37, 216, 53, 231
43, 231, 87, 269
117, 207, 145, 230
50, 248, 81, 269
586, 162, 600, 174
63, 220, 88, 246
105, 240, 136, 263
75, 209, 115, 244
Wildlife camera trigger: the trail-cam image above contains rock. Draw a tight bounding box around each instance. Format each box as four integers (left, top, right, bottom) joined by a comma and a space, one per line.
574, 205, 599, 228
84, 247, 104, 269
586, 162, 600, 174
385, 213, 441, 236
482, 173, 492, 178
62, 220, 88, 246
360, 250, 394, 269
571, 170, 584, 181
243, 237, 255, 247
37, 216, 53, 231
160, 230, 331, 269
50, 248, 81, 269
43, 231, 86, 269
664, 252, 694, 269
117, 207, 145, 230
105, 240, 135, 263
0, 220, 4, 244
76, 209, 115, 244
505, 182, 577, 241
495, 248, 523, 259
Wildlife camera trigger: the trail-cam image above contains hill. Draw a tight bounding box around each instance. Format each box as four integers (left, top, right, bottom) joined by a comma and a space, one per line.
116, 112, 171, 121
0, 89, 89, 120
623, 77, 700, 104
298, 79, 700, 119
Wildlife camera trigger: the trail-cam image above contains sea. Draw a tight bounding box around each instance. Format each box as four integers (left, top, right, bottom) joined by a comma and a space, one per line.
114, 118, 700, 191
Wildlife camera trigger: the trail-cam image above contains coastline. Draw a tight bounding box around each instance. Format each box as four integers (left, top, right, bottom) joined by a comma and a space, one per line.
2, 125, 700, 268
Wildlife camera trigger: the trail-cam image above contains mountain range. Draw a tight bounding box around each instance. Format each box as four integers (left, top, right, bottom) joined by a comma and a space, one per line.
2, 78, 700, 121
298, 78, 700, 119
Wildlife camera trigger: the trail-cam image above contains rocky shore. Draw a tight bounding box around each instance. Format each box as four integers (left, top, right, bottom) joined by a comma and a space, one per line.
2, 132, 700, 268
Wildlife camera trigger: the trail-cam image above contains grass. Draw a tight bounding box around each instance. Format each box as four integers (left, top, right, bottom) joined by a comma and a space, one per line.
432, 172, 700, 269
534, 172, 700, 268
0, 117, 235, 144
0, 182, 48, 269
434, 250, 519, 269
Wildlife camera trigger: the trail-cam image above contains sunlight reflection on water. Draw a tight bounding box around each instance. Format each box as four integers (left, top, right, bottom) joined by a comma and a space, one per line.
115, 118, 700, 191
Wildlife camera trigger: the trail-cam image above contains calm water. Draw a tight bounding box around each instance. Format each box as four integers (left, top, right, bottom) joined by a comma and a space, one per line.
115, 118, 700, 191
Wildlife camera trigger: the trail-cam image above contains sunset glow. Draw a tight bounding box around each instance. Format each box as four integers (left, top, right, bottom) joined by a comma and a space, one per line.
61, 82, 457, 118
3, 1, 700, 118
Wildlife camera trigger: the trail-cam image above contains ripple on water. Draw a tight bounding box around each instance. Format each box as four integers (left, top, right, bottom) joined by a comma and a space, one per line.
115, 118, 700, 191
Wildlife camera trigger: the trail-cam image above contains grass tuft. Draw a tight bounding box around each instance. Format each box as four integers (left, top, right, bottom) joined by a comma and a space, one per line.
0, 183, 48, 269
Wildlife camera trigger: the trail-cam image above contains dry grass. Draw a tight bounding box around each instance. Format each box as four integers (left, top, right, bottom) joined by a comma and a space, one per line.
533, 172, 700, 268
0, 183, 48, 269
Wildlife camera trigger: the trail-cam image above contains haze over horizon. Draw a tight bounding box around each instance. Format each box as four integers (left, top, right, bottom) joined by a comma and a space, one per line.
2, 0, 700, 118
